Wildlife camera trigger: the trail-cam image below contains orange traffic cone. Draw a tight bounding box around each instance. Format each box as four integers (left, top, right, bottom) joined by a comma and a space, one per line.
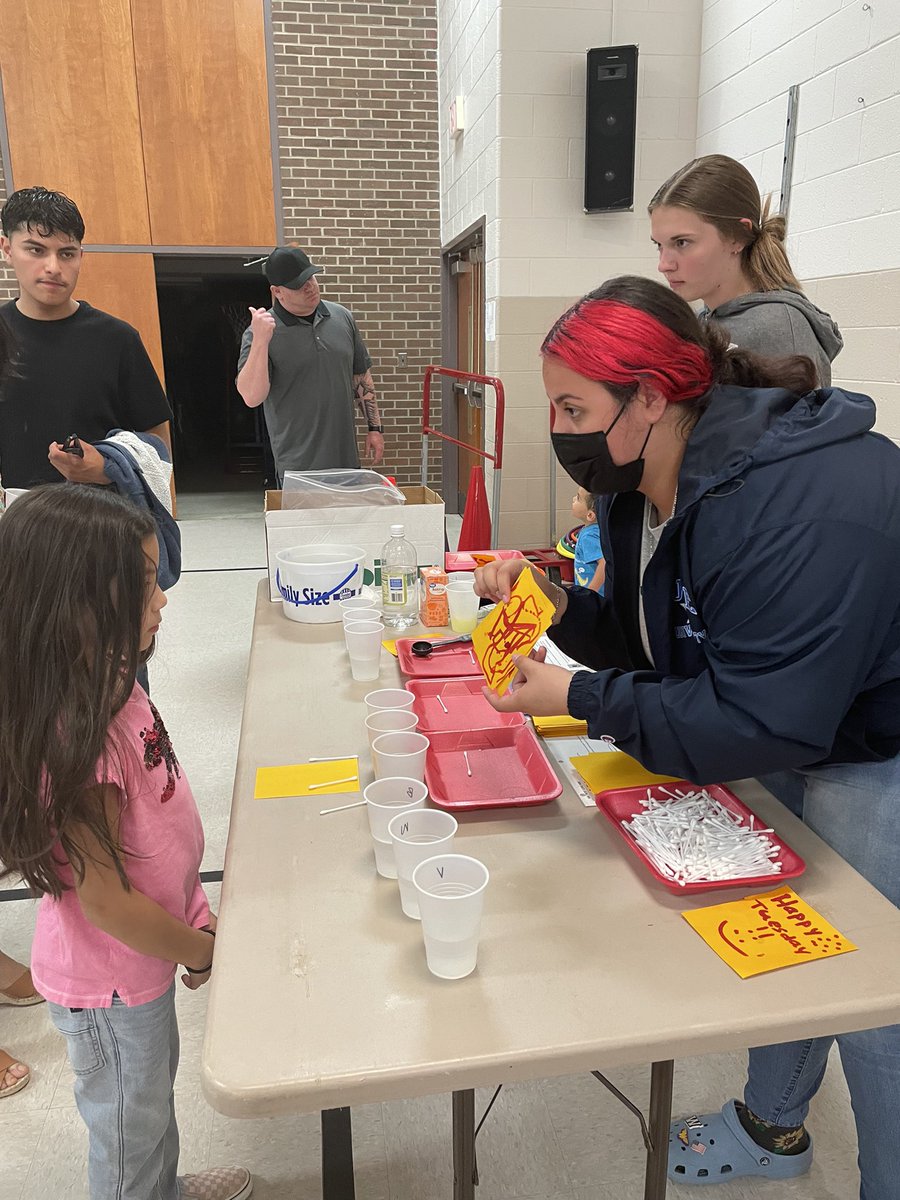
457, 465, 491, 551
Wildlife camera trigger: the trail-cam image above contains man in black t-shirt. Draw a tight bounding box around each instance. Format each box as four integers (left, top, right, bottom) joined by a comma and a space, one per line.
0, 187, 172, 490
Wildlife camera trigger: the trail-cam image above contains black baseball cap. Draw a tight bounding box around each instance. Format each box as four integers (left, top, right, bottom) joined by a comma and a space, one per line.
265, 246, 323, 289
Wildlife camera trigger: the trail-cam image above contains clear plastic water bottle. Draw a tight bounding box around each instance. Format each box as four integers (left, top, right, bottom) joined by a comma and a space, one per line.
380, 523, 419, 629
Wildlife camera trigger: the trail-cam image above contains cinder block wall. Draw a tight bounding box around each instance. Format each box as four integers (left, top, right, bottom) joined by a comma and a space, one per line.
698, 0, 900, 443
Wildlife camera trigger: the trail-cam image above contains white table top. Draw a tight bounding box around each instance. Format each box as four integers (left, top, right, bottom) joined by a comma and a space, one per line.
202, 583, 900, 1117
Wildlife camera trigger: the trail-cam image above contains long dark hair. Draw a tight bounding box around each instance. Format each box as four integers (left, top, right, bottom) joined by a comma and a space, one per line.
0, 486, 156, 896
542, 275, 818, 428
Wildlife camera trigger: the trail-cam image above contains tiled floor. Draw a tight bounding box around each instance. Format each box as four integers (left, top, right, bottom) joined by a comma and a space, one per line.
0, 499, 862, 1199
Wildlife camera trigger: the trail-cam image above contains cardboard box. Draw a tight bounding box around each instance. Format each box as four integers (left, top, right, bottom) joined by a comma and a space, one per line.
264, 487, 445, 602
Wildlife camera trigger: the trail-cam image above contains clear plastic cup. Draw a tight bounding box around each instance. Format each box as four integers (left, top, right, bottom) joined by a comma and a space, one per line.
343, 607, 383, 627
388, 809, 458, 919
447, 576, 480, 634
364, 776, 428, 839
344, 620, 384, 682
365, 709, 419, 747
364, 689, 416, 717
343, 613, 383, 652
412, 854, 490, 979
364, 777, 428, 878
372, 730, 430, 782
372, 836, 397, 879
339, 595, 378, 616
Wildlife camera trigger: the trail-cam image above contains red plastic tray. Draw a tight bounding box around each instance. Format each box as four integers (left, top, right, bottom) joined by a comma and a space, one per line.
395, 637, 483, 678
595, 782, 806, 893
404, 677, 525, 734
445, 549, 526, 572
425, 725, 562, 810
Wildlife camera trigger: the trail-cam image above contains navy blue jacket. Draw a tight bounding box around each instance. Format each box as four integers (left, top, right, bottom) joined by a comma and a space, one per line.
95, 433, 182, 591
552, 385, 900, 784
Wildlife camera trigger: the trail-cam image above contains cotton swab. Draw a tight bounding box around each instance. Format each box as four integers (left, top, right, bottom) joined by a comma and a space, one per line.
307, 776, 358, 790
437, 696, 449, 714
319, 799, 367, 815
622, 787, 782, 886
463, 751, 472, 777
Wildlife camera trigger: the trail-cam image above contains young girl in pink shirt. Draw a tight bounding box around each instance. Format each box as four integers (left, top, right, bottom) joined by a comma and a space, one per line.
0, 485, 251, 1200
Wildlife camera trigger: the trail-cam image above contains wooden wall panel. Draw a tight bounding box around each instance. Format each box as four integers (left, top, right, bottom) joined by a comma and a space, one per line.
0, 0, 151, 245
76, 252, 165, 387
132, 0, 277, 247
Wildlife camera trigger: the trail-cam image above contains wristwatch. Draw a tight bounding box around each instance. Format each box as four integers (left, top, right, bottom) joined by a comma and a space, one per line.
368, 425, 384, 434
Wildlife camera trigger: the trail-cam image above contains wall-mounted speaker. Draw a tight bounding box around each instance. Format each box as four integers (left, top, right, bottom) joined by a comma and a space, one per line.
584, 45, 639, 213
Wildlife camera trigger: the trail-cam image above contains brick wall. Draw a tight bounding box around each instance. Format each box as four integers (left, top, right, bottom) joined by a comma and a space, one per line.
0, 3, 443, 489
271, 0, 443, 489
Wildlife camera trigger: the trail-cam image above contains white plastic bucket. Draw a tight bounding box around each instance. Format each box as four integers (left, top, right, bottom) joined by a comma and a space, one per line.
275, 544, 367, 624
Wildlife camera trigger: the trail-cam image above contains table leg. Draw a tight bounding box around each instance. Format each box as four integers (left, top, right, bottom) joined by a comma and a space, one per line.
643, 1061, 674, 1200
321, 1108, 356, 1200
452, 1089, 476, 1200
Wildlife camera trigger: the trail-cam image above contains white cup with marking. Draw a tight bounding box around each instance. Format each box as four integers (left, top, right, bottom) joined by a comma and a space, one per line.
412, 854, 489, 979
364, 777, 428, 878
388, 809, 458, 919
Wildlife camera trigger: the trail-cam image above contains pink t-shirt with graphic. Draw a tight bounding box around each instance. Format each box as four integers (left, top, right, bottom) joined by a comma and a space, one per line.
31, 684, 210, 1008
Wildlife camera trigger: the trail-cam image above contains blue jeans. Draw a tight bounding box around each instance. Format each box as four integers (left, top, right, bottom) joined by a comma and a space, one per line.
748, 758, 900, 1200
48, 984, 181, 1200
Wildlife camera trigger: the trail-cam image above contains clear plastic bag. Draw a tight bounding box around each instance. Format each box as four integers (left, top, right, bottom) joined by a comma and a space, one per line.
280, 469, 406, 510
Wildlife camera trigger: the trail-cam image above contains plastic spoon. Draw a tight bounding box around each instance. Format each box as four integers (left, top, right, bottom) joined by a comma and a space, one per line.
410, 635, 474, 658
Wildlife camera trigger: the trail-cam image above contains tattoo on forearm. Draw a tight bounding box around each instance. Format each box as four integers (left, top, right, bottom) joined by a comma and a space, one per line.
354, 371, 381, 428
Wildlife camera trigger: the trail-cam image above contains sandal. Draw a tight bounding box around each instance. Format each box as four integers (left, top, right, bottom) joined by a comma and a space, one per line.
0, 968, 44, 1007
0, 1050, 31, 1098
669, 1100, 813, 1185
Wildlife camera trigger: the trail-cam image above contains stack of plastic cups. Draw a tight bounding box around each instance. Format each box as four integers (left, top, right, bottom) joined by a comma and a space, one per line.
364, 777, 428, 877
344, 619, 384, 682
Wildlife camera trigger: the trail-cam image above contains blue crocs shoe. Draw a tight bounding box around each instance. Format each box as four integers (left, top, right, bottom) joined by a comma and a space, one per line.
668, 1100, 813, 1185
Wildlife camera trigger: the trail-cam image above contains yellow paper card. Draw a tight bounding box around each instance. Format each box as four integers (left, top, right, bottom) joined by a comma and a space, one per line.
254, 759, 359, 800
382, 639, 398, 656
471, 568, 556, 695
682, 887, 857, 979
533, 714, 589, 737
571, 750, 679, 793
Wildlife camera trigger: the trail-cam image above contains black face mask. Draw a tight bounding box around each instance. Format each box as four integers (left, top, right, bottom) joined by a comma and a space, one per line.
551, 403, 651, 496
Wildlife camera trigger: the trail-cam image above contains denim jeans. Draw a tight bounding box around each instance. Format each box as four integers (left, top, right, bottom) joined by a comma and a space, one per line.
48, 984, 181, 1200
748, 757, 900, 1200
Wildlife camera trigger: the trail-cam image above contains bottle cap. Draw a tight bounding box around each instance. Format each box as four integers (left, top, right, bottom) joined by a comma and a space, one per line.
390, 524, 404, 536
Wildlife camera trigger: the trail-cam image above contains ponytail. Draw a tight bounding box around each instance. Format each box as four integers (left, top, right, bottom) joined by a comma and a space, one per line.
743, 195, 803, 293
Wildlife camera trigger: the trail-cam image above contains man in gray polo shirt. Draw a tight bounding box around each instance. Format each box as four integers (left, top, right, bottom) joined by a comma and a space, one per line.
236, 246, 384, 481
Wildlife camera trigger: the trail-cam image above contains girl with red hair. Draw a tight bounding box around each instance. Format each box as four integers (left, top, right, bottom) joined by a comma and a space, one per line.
475, 275, 900, 1199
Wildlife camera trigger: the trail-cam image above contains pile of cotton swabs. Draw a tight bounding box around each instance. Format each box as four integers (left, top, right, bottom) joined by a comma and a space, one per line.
623, 787, 782, 886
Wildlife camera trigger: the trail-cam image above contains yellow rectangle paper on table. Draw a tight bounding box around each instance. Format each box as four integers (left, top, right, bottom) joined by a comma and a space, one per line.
254, 759, 359, 800
472, 568, 556, 695
382, 639, 398, 656
533, 714, 589, 737
683, 887, 857, 979
570, 750, 679, 793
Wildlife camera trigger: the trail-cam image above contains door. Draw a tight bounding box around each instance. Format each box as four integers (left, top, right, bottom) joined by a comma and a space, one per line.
452, 242, 484, 514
